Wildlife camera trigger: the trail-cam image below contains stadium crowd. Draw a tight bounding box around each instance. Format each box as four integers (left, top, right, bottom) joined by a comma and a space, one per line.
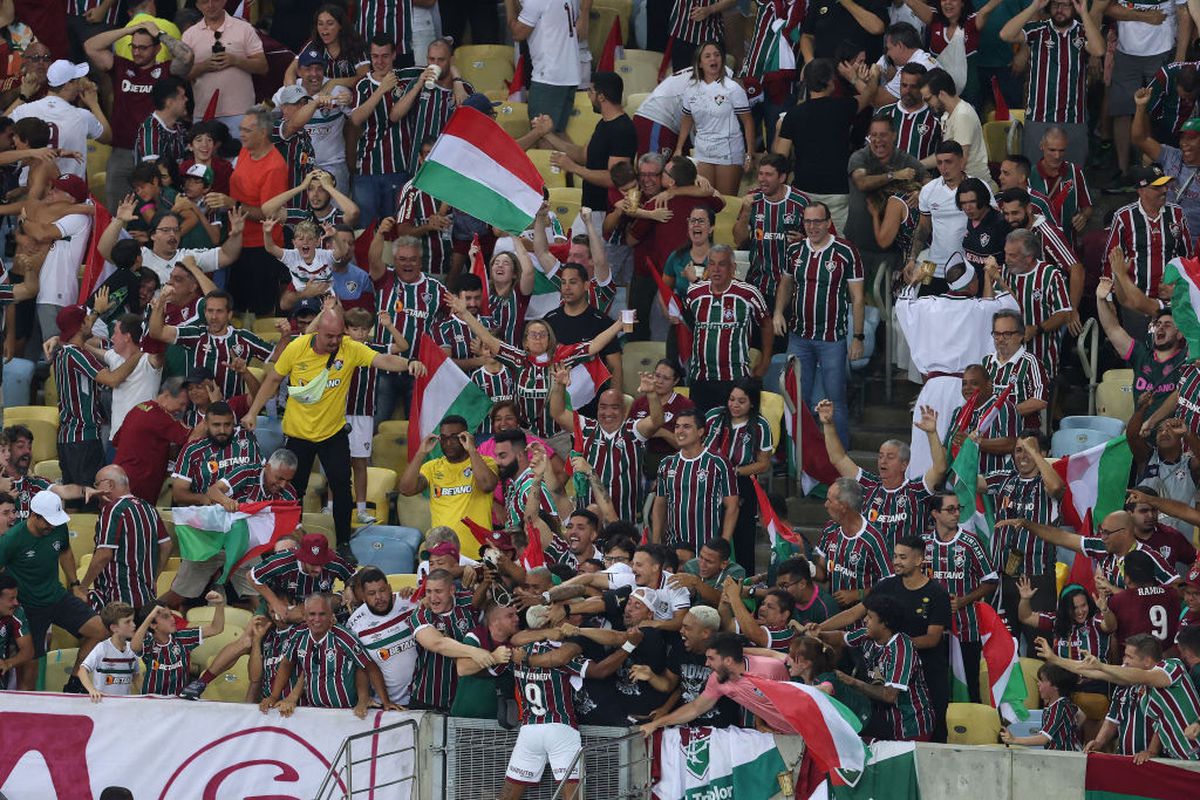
3, 0, 1200, 796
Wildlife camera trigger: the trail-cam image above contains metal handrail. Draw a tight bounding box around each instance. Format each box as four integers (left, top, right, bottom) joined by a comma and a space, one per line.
549, 747, 586, 800
313, 717, 420, 800
1074, 317, 1098, 414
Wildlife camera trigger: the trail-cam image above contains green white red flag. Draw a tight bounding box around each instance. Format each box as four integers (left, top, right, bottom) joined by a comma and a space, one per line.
407, 335, 493, 462
172, 501, 302, 583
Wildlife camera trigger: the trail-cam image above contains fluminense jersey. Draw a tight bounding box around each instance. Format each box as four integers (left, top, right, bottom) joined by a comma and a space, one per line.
346, 341, 387, 417
1105, 202, 1194, 296
982, 349, 1047, 420
814, 519, 892, 593
856, 468, 932, 551
435, 316, 474, 360
989, 471, 1060, 577
1149, 61, 1200, 140
1004, 261, 1072, 376
494, 341, 590, 438
1030, 162, 1092, 236
1078, 539, 1177, 590
396, 180, 451, 274
1029, 216, 1079, 278
745, 188, 809, 302
922, 529, 998, 642
544, 264, 617, 316
703, 410, 773, 470
140, 627, 202, 696
81, 638, 140, 696
470, 366, 514, 436
0, 607, 29, 680
250, 550, 354, 606
410, 597, 479, 709
373, 272, 448, 356
1036, 612, 1110, 661
90, 496, 171, 611
173, 325, 274, 400
347, 594, 421, 705
948, 394, 1018, 479
70, 0, 120, 25
877, 102, 941, 160
53, 344, 105, 443
669, 0, 725, 43
221, 464, 298, 504
357, 0, 414, 55
684, 280, 769, 382
655, 450, 736, 554
133, 113, 190, 166
575, 415, 647, 523
1039, 695, 1082, 750
9, 474, 53, 519
504, 466, 559, 528
259, 624, 301, 700
785, 235, 863, 342
397, 78, 472, 174
286, 624, 371, 708
484, 288, 525, 345
845, 628, 934, 740
1021, 20, 1089, 123
1177, 362, 1200, 434
1143, 658, 1200, 760
354, 70, 411, 174
505, 640, 589, 726
172, 431, 263, 494
271, 120, 316, 210
1106, 684, 1152, 756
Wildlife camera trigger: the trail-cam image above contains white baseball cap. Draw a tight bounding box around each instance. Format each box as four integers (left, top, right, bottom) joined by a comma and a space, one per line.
629, 586, 672, 620
30, 490, 69, 527
47, 60, 89, 88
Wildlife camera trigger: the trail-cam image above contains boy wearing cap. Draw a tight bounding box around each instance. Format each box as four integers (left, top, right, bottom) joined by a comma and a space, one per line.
0, 490, 108, 691
251, 532, 354, 624
178, 163, 226, 249
9, 59, 110, 179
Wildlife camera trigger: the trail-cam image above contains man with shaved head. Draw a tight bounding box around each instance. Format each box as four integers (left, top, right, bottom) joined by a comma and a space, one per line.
998, 510, 1181, 592
549, 366, 663, 523
75, 464, 173, 611
242, 306, 427, 560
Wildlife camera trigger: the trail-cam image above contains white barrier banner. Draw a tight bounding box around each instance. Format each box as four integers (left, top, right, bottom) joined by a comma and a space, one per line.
0, 691, 419, 799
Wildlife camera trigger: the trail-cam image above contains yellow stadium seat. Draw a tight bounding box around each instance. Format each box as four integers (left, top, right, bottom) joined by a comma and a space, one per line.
157, 570, 177, 596
166, 555, 180, 570
48, 624, 78, 652
588, 0, 631, 64
387, 573, 419, 592
351, 467, 397, 527
253, 317, 287, 334
75, 552, 92, 581
982, 121, 1013, 164
1101, 368, 1133, 384
67, 513, 98, 563
760, 391, 784, 453
548, 187, 582, 230
89, 170, 106, 200
257, 331, 282, 345
378, 420, 409, 437
395, 492, 432, 531
39, 647, 79, 691
43, 372, 58, 407
616, 58, 659, 98
986, 109, 1025, 124
1056, 561, 1068, 596
5, 406, 59, 459
621, 341, 666, 395
455, 44, 515, 94
946, 702, 1001, 745
206, 655, 251, 702
1018, 657, 1044, 709
495, 101, 531, 139
1073, 691, 1110, 721
371, 432, 409, 476
484, 88, 509, 102
1096, 381, 1134, 424
87, 141, 112, 180
187, 605, 253, 630
33, 459, 62, 482
527, 148, 569, 189
300, 511, 334, 537
565, 108, 600, 147
190, 624, 245, 671
626, 92, 649, 115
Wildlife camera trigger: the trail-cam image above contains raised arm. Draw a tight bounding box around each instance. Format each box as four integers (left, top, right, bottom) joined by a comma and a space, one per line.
1000, 0, 1045, 43
815, 400, 859, 477
996, 517, 1083, 553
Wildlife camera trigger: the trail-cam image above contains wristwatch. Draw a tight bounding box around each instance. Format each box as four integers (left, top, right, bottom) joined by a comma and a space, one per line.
886, 170, 894, 181
853, 333, 865, 341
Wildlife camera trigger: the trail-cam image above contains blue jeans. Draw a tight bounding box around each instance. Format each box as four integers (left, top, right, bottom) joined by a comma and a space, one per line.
788, 334, 850, 448
374, 371, 413, 429
353, 171, 408, 229
2, 357, 34, 406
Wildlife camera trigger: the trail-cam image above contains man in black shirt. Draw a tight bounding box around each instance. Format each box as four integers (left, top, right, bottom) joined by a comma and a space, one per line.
799, 0, 889, 63
959, 177, 1008, 278
813, 536, 952, 741
543, 263, 623, 415
663, 605, 738, 727
538, 71, 637, 218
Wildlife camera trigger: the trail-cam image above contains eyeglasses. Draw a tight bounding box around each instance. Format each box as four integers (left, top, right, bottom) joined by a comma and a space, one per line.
130, 43, 156, 51
1096, 525, 1125, 537
802, 218, 830, 225
24, 55, 52, 63
777, 579, 794, 590
526, 330, 549, 339
603, 555, 630, 564
939, 504, 962, 513
652, 372, 676, 381
155, 226, 181, 234
992, 330, 1021, 338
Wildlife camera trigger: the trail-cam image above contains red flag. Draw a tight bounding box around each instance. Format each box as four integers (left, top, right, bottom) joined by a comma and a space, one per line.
657, 38, 674, 81
548, 242, 571, 263
572, 411, 585, 454
990, 76, 1009, 122
975, 383, 1013, 436
79, 194, 113, 301
522, 518, 546, 570
1085, 752, 1197, 799
202, 88, 221, 121
410, 571, 428, 603
471, 233, 491, 316
645, 258, 692, 361
1067, 548, 1097, 596
947, 389, 981, 460
1048, 179, 1074, 221
597, 16, 623, 72
506, 54, 527, 102
460, 516, 492, 549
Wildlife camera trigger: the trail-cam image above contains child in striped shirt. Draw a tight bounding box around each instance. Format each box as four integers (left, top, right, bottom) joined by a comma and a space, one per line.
79, 602, 141, 701
1001, 663, 1082, 750
263, 218, 335, 291
131, 591, 226, 696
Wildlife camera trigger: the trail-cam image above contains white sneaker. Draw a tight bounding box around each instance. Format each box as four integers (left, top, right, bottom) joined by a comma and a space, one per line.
356, 511, 377, 524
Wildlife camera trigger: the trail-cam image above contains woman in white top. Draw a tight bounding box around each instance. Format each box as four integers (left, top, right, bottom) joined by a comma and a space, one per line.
675, 41, 755, 196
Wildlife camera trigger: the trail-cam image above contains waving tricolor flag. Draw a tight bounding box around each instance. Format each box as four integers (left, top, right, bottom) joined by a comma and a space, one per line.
646, 258, 693, 361
470, 234, 491, 316
974, 383, 1013, 436
743, 675, 866, 775
172, 501, 302, 583
557, 344, 611, 410
945, 389, 981, 459
413, 107, 545, 235
407, 336, 492, 462
950, 602, 1029, 722
753, 479, 801, 567
1162, 256, 1200, 354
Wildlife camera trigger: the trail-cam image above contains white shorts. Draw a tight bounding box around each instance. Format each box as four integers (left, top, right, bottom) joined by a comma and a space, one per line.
692, 131, 746, 167
348, 415, 373, 459
504, 723, 582, 785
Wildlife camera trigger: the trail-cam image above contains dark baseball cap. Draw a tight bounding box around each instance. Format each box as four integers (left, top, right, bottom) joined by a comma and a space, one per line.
1131, 163, 1173, 189
291, 297, 322, 318
182, 367, 214, 386
462, 92, 498, 117
298, 48, 325, 67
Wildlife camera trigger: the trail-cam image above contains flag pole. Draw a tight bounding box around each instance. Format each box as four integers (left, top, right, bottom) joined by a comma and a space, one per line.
781, 355, 802, 498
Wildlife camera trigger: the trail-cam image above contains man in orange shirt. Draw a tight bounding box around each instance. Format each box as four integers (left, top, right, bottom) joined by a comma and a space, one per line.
225, 108, 288, 314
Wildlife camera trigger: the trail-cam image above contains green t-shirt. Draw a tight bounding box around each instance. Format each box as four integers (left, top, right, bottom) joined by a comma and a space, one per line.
0, 520, 69, 607
813, 670, 872, 727
1128, 340, 1188, 416
793, 585, 838, 626
681, 558, 747, 590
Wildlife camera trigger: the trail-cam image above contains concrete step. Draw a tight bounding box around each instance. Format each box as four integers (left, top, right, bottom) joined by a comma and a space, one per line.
861, 403, 915, 429
786, 495, 830, 528
851, 427, 909, 453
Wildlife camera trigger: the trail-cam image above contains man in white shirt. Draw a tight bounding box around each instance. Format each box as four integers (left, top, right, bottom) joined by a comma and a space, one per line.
293, 47, 355, 192
96, 195, 245, 284
100, 315, 164, 441
921, 67, 992, 188
505, 0, 582, 132
10, 60, 110, 178
875, 22, 940, 104
913, 140, 982, 276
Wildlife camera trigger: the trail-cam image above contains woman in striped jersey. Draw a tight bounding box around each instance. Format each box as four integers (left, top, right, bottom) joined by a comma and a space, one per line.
478, 236, 536, 345
1018, 579, 1111, 670
702, 378, 773, 572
